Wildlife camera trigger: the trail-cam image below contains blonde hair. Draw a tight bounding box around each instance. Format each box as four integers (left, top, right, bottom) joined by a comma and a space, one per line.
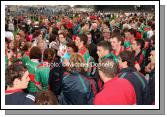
67, 53, 86, 74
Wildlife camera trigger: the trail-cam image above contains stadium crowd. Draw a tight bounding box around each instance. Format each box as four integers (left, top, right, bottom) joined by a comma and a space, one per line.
5, 7, 155, 105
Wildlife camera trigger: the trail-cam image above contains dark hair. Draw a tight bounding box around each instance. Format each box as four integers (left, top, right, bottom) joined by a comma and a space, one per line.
135, 39, 145, 50
43, 48, 55, 62
112, 28, 121, 36
29, 46, 42, 60
49, 33, 58, 43
5, 63, 27, 87
59, 32, 66, 38
111, 35, 123, 44
66, 41, 78, 52
103, 21, 110, 28
33, 29, 41, 38
52, 27, 59, 35
77, 34, 88, 46
98, 58, 118, 78
120, 50, 135, 67
35, 90, 58, 105
97, 41, 111, 51
128, 28, 137, 37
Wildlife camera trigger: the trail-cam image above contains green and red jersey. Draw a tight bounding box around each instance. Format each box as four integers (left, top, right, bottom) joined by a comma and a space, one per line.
112, 46, 124, 58
22, 51, 30, 66
100, 52, 119, 64
78, 46, 90, 63
35, 61, 50, 90
25, 59, 40, 93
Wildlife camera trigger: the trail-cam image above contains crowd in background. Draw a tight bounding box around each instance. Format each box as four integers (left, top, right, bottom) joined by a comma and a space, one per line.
5, 7, 155, 105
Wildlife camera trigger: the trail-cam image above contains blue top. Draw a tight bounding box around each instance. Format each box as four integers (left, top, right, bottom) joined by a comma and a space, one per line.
63, 52, 71, 60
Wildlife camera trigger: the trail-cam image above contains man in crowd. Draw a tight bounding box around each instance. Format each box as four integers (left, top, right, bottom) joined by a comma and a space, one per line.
5, 62, 35, 105
110, 35, 124, 57
90, 22, 103, 45
97, 41, 118, 64
118, 50, 151, 104
75, 34, 90, 63
94, 58, 136, 105
131, 39, 145, 73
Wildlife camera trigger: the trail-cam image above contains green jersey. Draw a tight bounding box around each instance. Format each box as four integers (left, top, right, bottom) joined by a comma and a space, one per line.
100, 53, 119, 64
26, 59, 40, 93
22, 52, 30, 66
78, 46, 90, 63
35, 61, 50, 90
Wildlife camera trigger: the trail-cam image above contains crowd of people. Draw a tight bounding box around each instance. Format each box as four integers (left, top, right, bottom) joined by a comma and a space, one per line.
5, 7, 155, 105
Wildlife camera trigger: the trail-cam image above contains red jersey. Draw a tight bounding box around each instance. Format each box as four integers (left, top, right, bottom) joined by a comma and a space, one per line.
94, 76, 136, 105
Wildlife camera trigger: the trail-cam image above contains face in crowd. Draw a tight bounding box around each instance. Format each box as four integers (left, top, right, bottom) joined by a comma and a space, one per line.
58, 34, 66, 44
110, 37, 121, 50
87, 34, 92, 44
8, 40, 14, 50
124, 31, 132, 41
75, 36, 82, 48
97, 46, 105, 59
67, 46, 74, 54
15, 34, 21, 41
103, 30, 110, 41
131, 40, 138, 51
13, 70, 30, 89
149, 50, 155, 63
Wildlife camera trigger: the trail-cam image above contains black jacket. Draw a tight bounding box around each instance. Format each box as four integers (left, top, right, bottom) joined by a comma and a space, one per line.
118, 67, 151, 105
48, 58, 65, 96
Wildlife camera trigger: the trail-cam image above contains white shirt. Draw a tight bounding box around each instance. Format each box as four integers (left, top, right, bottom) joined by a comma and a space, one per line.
5, 31, 14, 40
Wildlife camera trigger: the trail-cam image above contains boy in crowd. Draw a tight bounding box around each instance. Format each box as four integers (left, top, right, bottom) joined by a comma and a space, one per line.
5, 63, 35, 105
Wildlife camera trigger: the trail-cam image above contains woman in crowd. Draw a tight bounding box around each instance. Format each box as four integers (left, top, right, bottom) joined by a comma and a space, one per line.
58, 53, 95, 105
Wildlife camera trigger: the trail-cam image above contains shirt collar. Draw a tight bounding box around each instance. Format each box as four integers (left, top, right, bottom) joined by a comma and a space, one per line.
31, 59, 39, 63
120, 67, 136, 73
101, 52, 114, 60
5, 89, 23, 94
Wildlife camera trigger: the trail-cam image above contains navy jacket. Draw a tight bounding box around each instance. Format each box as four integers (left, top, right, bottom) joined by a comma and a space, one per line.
5, 90, 35, 105
58, 72, 95, 105
118, 67, 151, 105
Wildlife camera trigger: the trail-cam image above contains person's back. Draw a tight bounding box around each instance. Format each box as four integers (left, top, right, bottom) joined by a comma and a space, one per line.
118, 50, 151, 105
49, 58, 65, 96
25, 46, 42, 94
36, 62, 50, 90
59, 72, 94, 105
118, 67, 151, 104
94, 76, 136, 105
26, 59, 40, 93
5, 90, 35, 105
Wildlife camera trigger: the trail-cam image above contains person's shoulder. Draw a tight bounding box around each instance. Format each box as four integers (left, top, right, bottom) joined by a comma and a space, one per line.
111, 78, 131, 88
25, 94, 35, 102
